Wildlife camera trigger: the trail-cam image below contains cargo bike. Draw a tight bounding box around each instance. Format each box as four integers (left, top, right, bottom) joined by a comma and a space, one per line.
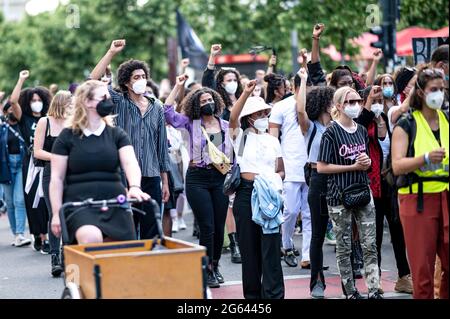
58, 194, 208, 299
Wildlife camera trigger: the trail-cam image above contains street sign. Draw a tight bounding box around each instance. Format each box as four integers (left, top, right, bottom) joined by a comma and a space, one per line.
413, 37, 449, 65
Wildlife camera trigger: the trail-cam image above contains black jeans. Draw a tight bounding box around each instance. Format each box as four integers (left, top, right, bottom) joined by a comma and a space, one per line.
308, 169, 329, 291
374, 181, 410, 278
233, 178, 285, 299
43, 164, 60, 255
185, 167, 228, 264
133, 176, 162, 240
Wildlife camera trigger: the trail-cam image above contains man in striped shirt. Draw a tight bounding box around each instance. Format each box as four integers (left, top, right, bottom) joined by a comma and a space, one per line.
90, 39, 170, 240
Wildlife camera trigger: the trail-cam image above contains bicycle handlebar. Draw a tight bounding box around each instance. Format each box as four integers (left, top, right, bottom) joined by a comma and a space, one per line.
59, 194, 160, 245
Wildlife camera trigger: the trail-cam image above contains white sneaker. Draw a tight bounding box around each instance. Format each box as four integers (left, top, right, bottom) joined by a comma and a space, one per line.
178, 218, 187, 230
172, 218, 179, 233
14, 234, 31, 247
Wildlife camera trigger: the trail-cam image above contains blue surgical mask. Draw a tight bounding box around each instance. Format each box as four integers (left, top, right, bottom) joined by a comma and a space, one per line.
383, 87, 394, 98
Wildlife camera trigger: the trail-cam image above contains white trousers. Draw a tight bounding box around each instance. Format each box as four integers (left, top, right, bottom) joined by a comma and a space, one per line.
281, 181, 311, 262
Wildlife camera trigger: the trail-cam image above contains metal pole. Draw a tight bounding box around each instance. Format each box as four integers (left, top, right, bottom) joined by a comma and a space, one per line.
291, 30, 300, 73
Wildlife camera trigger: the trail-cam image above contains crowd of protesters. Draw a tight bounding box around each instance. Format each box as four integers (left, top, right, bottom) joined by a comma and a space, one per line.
0, 22, 448, 300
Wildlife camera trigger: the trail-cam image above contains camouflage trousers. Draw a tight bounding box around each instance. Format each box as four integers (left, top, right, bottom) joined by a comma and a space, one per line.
328, 197, 380, 296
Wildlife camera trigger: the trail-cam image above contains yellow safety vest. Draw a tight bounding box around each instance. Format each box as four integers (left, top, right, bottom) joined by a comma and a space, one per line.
398, 110, 449, 196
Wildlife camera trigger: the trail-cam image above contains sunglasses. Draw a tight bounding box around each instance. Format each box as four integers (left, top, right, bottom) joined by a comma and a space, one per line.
344, 98, 363, 105
421, 68, 445, 77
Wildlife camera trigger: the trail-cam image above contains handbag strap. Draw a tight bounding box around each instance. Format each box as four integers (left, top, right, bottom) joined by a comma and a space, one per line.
200, 127, 230, 163
307, 122, 317, 156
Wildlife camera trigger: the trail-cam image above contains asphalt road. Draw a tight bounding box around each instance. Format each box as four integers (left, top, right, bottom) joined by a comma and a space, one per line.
0, 209, 411, 299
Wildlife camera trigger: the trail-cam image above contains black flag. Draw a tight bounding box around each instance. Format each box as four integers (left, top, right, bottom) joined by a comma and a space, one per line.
176, 10, 208, 70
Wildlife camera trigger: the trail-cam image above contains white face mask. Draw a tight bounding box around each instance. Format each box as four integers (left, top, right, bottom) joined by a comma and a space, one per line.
252, 117, 269, 132
426, 91, 445, 110
30, 101, 43, 113
132, 79, 147, 95
224, 81, 238, 95
343, 103, 361, 119
371, 103, 384, 118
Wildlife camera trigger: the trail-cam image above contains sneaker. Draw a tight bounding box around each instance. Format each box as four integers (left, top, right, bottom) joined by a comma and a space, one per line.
0, 199, 6, 214
207, 270, 220, 288
294, 226, 302, 235
283, 249, 298, 267
14, 234, 31, 247
325, 228, 336, 245
51, 254, 64, 277
394, 274, 413, 294
292, 247, 300, 257
348, 290, 365, 299
368, 290, 384, 299
172, 218, 179, 233
40, 240, 50, 255
178, 218, 187, 230
32, 236, 42, 252
311, 281, 325, 299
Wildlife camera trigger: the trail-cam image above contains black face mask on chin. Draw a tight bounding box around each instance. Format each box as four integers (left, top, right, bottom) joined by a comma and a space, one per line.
96, 98, 115, 117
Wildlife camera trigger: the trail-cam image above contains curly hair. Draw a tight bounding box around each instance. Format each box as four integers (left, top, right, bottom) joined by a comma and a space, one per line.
18, 86, 52, 117
117, 59, 150, 93
180, 87, 225, 120
215, 69, 243, 108
264, 73, 286, 104
306, 86, 335, 121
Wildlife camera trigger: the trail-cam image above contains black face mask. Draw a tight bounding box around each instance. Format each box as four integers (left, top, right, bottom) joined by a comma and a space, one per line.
96, 98, 115, 117
282, 92, 294, 100
200, 102, 215, 116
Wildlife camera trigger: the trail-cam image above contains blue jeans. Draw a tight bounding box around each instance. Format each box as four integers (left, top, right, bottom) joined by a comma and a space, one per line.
4, 154, 27, 235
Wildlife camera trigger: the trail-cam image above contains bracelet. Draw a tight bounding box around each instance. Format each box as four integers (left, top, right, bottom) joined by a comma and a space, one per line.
312, 36, 321, 40
424, 152, 430, 165
129, 185, 141, 190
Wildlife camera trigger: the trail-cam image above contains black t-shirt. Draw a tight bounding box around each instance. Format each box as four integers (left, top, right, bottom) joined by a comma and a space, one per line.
19, 114, 39, 148
396, 116, 442, 147
317, 121, 370, 206
7, 124, 21, 155
52, 125, 131, 183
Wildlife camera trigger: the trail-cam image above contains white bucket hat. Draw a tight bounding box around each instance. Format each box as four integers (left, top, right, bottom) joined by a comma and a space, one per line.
238, 96, 272, 122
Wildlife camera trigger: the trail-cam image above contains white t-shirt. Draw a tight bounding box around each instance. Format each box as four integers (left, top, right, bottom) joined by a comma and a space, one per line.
387, 105, 401, 133
269, 96, 307, 182
232, 129, 283, 180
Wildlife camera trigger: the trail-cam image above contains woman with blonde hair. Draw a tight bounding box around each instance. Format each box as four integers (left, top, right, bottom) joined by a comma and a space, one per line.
50, 80, 149, 246
317, 86, 382, 299
34, 90, 72, 277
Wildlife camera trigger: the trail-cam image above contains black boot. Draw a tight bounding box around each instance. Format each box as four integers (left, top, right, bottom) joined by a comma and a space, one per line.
212, 260, 224, 284
228, 233, 242, 264
51, 254, 63, 277
207, 264, 220, 288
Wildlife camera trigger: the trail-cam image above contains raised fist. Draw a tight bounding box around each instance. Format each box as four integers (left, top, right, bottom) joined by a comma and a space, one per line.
19, 70, 30, 80
210, 44, 222, 57
110, 39, 126, 54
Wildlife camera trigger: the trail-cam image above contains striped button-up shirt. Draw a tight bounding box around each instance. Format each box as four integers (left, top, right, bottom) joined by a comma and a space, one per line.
109, 87, 169, 177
